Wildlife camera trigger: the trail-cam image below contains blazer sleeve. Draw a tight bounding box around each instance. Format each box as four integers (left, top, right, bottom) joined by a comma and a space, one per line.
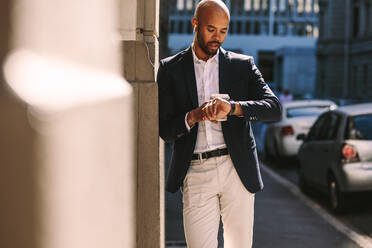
237, 57, 282, 122
157, 61, 189, 142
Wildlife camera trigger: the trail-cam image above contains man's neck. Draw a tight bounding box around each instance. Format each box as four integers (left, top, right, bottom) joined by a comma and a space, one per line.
192, 42, 211, 61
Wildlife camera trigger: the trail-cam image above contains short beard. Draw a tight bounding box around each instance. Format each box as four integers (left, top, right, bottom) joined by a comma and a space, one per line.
196, 27, 220, 56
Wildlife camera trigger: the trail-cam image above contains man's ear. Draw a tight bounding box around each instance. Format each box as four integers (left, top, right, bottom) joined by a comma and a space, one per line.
191, 18, 197, 33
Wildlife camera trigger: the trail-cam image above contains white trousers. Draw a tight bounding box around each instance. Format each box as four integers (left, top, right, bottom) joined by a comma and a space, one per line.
183, 155, 255, 248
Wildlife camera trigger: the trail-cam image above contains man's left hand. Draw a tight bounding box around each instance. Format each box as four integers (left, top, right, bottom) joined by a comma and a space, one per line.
202, 97, 231, 123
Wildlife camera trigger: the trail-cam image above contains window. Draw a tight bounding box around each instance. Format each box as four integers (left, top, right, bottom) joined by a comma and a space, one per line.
178, 21, 184, 34
313, 26, 319, 38
258, 51, 275, 82
366, 3, 370, 33
345, 114, 372, 140
297, 0, 304, 13
305, 0, 312, 13
353, 5, 360, 37
288, 0, 294, 12
170, 20, 175, 33
307, 114, 328, 141
274, 22, 278, 35
363, 64, 368, 91
288, 22, 294, 35
319, 10, 327, 38
262, 0, 269, 11
323, 113, 341, 140
237, 21, 242, 34
279, 0, 286, 12
254, 0, 260, 11
262, 22, 269, 35
187, 22, 193, 34
245, 21, 251, 34
244, 0, 252, 11
186, 0, 193, 10
286, 105, 333, 118
306, 24, 313, 37
272, 0, 278, 12
314, 0, 319, 13
350, 65, 358, 97
297, 23, 304, 36
177, 0, 184, 10
254, 21, 260, 34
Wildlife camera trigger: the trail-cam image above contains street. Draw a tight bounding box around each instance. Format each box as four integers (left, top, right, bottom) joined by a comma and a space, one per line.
264, 157, 372, 243
165, 151, 372, 247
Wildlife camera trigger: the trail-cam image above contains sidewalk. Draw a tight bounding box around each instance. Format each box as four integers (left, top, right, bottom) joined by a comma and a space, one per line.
166, 165, 363, 248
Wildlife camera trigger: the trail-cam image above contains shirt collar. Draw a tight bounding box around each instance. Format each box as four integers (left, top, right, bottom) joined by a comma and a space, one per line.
191, 44, 219, 65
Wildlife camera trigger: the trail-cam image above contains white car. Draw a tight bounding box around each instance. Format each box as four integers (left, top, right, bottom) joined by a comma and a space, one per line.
263, 100, 337, 159
297, 102, 372, 213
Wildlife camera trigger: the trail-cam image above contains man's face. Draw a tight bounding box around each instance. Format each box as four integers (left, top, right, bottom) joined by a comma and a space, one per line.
193, 9, 229, 56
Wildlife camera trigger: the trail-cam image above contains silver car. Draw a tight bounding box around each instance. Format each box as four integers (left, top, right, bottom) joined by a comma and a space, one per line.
263, 100, 337, 159
297, 103, 372, 213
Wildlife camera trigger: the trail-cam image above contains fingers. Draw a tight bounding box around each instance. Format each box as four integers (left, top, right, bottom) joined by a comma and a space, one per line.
202, 101, 214, 120
199, 97, 230, 122
212, 99, 218, 115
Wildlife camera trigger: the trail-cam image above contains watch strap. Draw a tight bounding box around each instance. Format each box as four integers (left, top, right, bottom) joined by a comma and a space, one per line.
228, 100, 236, 116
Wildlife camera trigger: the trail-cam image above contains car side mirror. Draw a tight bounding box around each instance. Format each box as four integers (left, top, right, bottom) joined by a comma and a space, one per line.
296, 133, 307, 141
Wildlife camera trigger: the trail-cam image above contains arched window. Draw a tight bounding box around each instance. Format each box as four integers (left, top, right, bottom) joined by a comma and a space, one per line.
297, 0, 304, 13
177, 0, 184, 10
254, 0, 260, 11
244, 0, 252, 11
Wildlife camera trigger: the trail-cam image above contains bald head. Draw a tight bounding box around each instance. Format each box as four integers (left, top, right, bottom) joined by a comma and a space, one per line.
194, 0, 230, 23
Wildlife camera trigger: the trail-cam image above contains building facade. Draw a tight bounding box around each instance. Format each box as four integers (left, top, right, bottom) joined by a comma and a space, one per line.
167, 0, 319, 97
316, 0, 372, 102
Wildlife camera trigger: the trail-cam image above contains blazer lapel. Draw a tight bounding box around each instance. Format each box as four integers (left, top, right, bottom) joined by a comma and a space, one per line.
183, 46, 199, 108
219, 48, 230, 95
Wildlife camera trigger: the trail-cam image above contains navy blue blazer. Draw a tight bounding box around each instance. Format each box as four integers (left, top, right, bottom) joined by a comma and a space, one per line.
157, 46, 282, 193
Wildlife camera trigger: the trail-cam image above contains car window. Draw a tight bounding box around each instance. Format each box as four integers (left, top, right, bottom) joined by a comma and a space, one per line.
286, 105, 333, 118
345, 114, 372, 140
321, 113, 341, 140
307, 114, 328, 141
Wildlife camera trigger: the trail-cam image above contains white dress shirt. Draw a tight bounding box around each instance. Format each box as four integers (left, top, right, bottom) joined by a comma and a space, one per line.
185, 46, 227, 153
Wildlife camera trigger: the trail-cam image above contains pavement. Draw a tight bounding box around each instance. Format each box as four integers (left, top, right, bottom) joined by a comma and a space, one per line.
165, 160, 365, 247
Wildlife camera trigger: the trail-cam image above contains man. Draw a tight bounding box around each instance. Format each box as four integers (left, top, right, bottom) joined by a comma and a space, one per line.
157, 0, 282, 247
279, 88, 293, 103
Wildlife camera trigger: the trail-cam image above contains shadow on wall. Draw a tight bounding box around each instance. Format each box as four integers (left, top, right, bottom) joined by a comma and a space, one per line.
0, 2, 39, 247
0, 93, 39, 248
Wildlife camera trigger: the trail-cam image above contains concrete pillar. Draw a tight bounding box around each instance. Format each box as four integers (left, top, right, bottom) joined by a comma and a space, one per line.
0, 0, 135, 248
120, 0, 164, 247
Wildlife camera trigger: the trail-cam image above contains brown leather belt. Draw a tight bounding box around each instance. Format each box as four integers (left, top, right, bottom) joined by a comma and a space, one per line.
192, 148, 229, 161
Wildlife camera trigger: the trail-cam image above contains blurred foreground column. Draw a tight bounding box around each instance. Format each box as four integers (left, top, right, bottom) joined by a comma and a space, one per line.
121, 0, 164, 247
0, 0, 135, 248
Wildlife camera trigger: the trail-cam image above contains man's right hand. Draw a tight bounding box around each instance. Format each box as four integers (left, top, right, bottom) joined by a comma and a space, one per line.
187, 102, 208, 127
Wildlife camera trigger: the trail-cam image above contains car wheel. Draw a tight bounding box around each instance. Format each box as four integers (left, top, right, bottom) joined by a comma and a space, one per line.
328, 177, 348, 214
298, 168, 311, 195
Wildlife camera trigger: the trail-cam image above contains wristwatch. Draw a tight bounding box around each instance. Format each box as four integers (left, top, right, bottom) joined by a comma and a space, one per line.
228, 100, 237, 116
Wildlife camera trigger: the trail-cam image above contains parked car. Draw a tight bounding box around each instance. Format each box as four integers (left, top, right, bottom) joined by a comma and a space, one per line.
263, 100, 337, 160
297, 103, 372, 213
